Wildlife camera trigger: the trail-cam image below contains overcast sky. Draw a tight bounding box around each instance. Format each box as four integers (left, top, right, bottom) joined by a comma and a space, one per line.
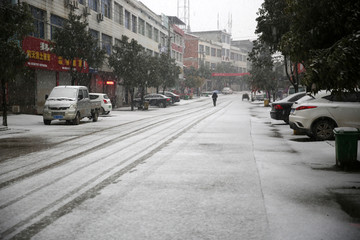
139, 0, 264, 40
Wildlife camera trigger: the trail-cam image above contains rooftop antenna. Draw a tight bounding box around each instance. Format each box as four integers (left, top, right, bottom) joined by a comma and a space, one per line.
228, 12, 232, 34
177, 0, 191, 31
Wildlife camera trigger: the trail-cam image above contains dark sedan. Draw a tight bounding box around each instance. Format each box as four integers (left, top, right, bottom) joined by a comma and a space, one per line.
164, 91, 180, 104
134, 94, 171, 108
270, 92, 307, 123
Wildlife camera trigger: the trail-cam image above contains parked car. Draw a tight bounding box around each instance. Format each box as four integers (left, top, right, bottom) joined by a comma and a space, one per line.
134, 94, 172, 108
89, 93, 112, 115
242, 93, 250, 101
270, 92, 307, 123
251, 91, 265, 101
222, 87, 233, 94
289, 91, 360, 140
163, 91, 180, 104
43, 86, 101, 125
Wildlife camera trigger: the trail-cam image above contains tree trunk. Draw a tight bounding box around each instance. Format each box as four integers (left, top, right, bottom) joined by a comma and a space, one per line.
130, 88, 134, 111
1, 78, 8, 127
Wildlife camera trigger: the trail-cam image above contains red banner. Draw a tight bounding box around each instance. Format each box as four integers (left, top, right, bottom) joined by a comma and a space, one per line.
22, 36, 88, 73
212, 72, 250, 77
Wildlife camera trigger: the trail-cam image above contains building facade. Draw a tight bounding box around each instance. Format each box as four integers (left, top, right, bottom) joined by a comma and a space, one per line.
11, 0, 184, 114
183, 30, 249, 91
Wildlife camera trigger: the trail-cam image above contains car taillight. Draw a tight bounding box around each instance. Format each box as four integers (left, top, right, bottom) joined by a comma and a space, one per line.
103, 99, 108, 104
166, 98, 170, 101
274, 104, 283, 110
296, 106, 317, 110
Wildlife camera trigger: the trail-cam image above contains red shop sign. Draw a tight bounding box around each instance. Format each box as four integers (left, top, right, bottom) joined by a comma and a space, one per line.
212, 72, 250, 77
22, 36, 88, 73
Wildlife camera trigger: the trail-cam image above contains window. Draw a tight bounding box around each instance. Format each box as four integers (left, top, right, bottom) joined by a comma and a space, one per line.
160, 32, 166, 45
30, 6, 45, 39
89, 29, 99, 48
146, 23, 152, 39
114, 3, 123, 25
199, 45, 204, 54
101, 0, 111, 19
217, 49, 221, 57
125, 10, 130, 30
78, 0, 85, 4
102, 34, 112, 55
205, 46, 210, 55
132, 15, 137, 33
138, 18, 145, 35
50, 14, 65, 40
89, 0, 98, 12
154, 28, 159, 42
211, 48, 216, 57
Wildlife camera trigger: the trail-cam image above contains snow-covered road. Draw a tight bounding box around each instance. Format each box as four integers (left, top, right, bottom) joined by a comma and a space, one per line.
0, 94, 359, 239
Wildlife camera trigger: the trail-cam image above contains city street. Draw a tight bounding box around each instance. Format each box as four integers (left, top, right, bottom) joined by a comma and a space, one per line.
0, 94, 359, 240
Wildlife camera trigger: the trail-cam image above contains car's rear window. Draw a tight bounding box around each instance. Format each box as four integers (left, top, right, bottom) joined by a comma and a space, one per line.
89, 95, 99, 100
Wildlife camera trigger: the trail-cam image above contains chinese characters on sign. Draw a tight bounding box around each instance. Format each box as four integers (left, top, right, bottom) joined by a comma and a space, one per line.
22, 36, 88, 73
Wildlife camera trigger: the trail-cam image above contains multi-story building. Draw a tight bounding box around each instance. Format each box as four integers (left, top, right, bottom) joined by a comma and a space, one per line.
11, 0, 184, 114
183, 30, 249, 91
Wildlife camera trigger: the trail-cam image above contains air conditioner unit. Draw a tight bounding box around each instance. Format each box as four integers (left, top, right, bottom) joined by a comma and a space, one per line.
84, 6, 91, 16
97, 13, 104, 22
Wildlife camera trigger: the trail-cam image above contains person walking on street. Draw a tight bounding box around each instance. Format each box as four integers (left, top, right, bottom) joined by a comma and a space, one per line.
212, 91, 218, 106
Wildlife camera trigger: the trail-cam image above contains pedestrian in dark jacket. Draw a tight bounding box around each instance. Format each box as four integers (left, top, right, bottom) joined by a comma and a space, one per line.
212, 91, 218, 106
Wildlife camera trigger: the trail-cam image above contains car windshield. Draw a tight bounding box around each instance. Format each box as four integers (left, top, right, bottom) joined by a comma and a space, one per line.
48, 88, 77, 100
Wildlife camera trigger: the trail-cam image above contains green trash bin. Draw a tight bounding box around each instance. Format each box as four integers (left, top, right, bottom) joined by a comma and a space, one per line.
184, 95, 189, 100
333, 127, 360, 167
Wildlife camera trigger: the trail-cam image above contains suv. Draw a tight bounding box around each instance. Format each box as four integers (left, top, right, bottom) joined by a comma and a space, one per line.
289, 91, 360, 140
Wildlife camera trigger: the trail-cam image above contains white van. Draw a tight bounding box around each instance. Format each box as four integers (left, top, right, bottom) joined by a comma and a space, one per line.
43, 86, 101, 125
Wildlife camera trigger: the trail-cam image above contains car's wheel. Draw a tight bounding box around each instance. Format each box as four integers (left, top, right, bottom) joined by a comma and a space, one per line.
92, 110, 98, 122
43, 119, 51, 125
158, 102, 165, 108
312, 119, 335, 140
73, 112, 80, 125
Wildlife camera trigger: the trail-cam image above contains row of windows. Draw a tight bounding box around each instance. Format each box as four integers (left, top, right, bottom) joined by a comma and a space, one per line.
199, 45, 245, 62
89, 28, 182, 61
204, 62, 247, 72
29, 3, 173, 48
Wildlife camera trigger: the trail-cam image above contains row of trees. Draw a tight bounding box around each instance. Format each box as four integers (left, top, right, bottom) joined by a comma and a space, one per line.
108, 35, 180, 111
249, 0, 360, 95
1, 2, 33, 126
1, 3, 181, 128
53, 12, 181, 111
